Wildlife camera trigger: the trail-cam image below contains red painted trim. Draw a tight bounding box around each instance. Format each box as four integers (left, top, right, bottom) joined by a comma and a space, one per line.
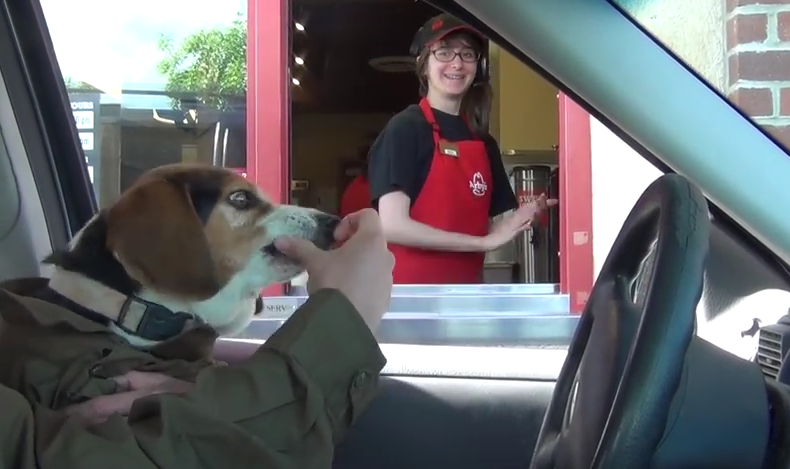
558, 93, 593, 314
248, 0, 289, 296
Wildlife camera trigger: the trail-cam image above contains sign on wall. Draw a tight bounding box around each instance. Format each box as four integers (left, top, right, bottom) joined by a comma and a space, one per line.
68, 92, 102, 199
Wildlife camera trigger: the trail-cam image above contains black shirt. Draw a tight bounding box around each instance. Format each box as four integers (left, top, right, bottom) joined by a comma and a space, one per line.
367, 104, 517, 218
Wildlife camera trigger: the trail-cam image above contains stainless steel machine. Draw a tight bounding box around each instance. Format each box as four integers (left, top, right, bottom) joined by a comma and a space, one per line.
512, 165, 553, 283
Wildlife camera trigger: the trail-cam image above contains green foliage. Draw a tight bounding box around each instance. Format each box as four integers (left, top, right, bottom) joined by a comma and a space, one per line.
156, 14, 247, 110
64, 76, 100, 92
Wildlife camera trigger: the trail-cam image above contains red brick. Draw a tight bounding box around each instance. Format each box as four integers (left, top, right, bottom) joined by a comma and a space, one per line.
727, 0, 790, 11
727, 14, 768, 50
763, 124, 790, 150
729, 51, 790, 86
778, 12, 790, 42
730, 87, 774, 116
780, 88, 790, 116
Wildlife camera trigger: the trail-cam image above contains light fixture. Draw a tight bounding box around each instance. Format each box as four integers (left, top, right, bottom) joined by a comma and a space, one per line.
294, 56, 305, 66
292, 77, 301, 86
294, 22, 305, 32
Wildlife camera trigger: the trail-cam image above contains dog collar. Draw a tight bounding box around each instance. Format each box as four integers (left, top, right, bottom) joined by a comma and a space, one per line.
114, 295, 200, 341
46, 272, 199, 341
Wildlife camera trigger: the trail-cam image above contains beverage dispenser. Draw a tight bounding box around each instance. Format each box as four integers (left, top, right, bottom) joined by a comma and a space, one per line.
547, 168, 560, 282
511, 165, 553, 283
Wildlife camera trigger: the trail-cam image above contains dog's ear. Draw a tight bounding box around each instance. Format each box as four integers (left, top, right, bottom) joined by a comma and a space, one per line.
105, 178, 224, 300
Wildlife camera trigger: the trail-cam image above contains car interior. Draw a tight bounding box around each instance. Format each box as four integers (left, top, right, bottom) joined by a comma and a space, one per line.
4, 0, 790, 468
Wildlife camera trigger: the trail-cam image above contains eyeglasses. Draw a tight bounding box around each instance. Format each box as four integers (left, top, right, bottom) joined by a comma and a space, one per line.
430, 47, 480, 63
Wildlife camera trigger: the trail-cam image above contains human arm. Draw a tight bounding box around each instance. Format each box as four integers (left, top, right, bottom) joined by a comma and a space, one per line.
483, 136, 558, 240
27, 289, 385, 469
0, 385, 37, 469
378, 191, 490, 251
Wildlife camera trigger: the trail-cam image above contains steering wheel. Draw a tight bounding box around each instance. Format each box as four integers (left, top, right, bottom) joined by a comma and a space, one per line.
529, 174, 710, 469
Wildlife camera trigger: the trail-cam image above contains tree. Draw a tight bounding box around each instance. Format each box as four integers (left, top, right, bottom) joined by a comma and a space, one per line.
156, 14, 247, 111
63, 76, 100, 92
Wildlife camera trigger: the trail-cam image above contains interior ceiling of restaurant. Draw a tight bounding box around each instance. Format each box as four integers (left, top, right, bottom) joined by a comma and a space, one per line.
291, 0, 441, 114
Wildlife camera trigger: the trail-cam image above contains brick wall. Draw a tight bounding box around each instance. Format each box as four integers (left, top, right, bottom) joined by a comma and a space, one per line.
727, 0, 790, 146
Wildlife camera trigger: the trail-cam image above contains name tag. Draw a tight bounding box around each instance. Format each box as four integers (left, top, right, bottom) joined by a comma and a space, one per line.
438, 140, 460, 158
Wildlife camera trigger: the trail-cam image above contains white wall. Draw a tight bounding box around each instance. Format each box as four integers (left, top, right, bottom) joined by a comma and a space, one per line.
591, 0, 726, 276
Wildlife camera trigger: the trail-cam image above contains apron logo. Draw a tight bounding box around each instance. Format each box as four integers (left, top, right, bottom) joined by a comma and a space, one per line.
469, 172, 488, 197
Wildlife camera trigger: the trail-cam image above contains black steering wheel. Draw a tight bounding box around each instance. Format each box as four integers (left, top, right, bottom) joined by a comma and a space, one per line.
529, 174, 710, 469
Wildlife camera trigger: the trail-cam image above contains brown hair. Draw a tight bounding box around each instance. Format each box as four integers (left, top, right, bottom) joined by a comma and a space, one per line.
358, 141, 372, 179
416, 33, 492, 137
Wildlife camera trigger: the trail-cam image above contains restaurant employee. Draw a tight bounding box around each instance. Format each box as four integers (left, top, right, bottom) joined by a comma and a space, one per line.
339, 140, 374, 218
367, 13, 556, 284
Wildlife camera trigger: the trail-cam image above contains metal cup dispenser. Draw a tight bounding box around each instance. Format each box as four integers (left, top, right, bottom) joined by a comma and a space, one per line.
511, 165, 553, 283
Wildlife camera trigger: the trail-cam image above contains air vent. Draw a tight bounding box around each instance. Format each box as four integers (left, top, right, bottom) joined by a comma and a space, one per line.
757, 321, 790, 379
368, 56, 415, 73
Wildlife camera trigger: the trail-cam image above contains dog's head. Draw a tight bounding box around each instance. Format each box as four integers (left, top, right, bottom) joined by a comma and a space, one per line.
50, 163, 339, 342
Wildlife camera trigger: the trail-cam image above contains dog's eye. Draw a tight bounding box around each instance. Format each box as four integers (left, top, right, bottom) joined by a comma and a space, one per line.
227, 190, 254, 210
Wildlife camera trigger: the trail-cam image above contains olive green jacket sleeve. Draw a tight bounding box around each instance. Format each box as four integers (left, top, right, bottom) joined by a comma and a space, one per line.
3, 288, 387, 469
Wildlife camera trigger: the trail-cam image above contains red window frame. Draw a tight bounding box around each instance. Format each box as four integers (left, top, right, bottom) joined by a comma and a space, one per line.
248, 0, 290, 296
558, 93, 593, 314
248, 1, 594, 306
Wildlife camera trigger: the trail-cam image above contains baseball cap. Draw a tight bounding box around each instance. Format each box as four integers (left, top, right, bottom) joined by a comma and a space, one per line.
409, 13, 484, 57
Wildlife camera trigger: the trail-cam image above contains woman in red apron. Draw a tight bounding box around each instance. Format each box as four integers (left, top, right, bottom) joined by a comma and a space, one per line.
367, 13, 556, 284
339, 175, 370, 219
339, 141, 374, 218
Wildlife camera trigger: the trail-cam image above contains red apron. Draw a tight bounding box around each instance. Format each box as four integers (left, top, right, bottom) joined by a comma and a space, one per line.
389, 98, 492, 284
339, 175, 371, 218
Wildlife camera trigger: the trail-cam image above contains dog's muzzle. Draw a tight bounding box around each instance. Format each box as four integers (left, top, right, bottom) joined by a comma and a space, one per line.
313, 213, 341, 250
262, 213, 341, 256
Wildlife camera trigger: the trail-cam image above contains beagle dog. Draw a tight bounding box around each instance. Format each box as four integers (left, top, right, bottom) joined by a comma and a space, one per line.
42, 163, 340, 348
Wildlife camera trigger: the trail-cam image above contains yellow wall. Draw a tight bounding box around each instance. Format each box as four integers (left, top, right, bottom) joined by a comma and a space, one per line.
489, 44, 559, 151
291, 112, 392, 211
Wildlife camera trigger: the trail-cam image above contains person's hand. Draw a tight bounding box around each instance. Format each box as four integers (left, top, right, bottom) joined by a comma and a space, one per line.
65, 371, 194, 425
482, 194, 558, 251
274, 208, 394, 332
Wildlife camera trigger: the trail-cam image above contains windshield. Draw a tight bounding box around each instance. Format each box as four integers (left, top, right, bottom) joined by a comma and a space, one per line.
612, 0, 790, 155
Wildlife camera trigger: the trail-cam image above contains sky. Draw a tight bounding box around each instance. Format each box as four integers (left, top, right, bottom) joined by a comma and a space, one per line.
40, 0, 246, 106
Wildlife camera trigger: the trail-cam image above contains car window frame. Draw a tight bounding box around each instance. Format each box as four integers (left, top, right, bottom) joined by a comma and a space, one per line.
8, 0, 790, 369
3, 0, 97, 244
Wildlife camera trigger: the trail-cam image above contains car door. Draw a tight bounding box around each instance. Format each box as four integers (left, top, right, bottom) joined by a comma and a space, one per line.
6, 1, 790, 469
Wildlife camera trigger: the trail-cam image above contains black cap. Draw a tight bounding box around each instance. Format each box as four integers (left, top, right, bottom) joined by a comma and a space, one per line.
409, 13, 483, 57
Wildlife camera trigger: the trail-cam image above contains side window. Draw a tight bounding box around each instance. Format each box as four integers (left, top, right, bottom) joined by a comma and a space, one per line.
41, 0, 580, 351
40, 1, 248, 208
281, 0, 576, 349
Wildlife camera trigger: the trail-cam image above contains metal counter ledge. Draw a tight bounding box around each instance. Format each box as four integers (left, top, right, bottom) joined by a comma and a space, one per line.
238, 284, 580, 347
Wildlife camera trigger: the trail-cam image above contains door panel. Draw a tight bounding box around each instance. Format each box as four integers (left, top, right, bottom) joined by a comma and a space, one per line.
215, 340, 555, 469
334, 376, 553, 469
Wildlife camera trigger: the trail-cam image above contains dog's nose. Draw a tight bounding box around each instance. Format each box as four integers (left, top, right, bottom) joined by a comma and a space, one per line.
320, 214, 341, 232
314, 213, 341, 251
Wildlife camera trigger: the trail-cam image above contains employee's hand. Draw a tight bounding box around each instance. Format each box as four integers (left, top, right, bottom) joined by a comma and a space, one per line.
274, 208, 394, 332
483, 194, 558, 251
65, 371, 194, 425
